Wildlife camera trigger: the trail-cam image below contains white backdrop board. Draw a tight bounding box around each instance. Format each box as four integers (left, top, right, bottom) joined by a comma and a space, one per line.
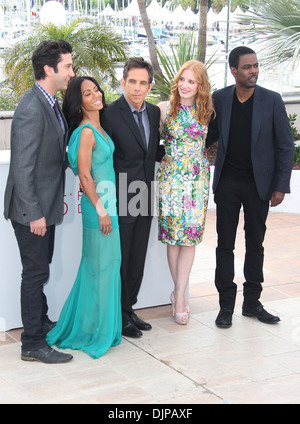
0, 151, 173, 331
2, 149, 296, 332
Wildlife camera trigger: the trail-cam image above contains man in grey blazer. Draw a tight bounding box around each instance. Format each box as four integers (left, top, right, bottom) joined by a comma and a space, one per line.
4, 40, 74, 363
206, 46, 294, 328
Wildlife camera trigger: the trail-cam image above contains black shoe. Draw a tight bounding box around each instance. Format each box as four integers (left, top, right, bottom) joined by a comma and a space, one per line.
242, 305, 280, 324
21, 346, 73, 364
215, 308, 233, 328
41, 319, 56, 334
122, 319, 143, 338
130, 313, 152, 331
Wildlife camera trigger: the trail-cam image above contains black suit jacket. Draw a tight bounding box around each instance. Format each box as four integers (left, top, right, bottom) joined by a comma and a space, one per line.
101, 95, 163, 223
206, 85, 294, 201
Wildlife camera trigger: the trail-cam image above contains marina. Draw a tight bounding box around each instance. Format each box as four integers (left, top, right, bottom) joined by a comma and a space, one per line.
0, 1, 299, 94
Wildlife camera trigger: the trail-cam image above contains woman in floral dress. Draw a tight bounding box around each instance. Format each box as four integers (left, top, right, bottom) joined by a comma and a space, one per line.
156, 60, 215, 325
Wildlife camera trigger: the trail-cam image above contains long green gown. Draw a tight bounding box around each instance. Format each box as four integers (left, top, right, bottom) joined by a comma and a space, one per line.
47, 123, 122, 359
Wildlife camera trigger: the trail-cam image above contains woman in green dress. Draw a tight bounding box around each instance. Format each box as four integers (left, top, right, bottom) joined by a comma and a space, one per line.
157, 61, 215, 325
47, 77, 122, 358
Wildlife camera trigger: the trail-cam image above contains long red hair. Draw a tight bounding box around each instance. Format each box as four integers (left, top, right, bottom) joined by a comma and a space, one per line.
169, 60, 215, 126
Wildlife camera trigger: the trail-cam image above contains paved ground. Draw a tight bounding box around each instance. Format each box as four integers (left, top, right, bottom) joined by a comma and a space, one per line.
0, 210, 299, 404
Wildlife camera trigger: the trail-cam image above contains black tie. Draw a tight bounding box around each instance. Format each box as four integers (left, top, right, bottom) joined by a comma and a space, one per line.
53, 100, 65, 132
134, 110, 147, 149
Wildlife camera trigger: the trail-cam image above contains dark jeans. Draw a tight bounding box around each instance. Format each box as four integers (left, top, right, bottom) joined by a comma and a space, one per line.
214, 176, 269, 311
12, 221, 55, 350
119, 216, 152, 322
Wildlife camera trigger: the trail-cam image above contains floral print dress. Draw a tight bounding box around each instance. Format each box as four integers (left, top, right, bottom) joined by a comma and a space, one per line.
156, 103, 210, 246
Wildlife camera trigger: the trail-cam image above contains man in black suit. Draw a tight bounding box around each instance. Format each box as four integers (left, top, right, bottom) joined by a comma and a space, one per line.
101, 57, 164, 338
206, 46, 294, 328
4, 40, 74, 363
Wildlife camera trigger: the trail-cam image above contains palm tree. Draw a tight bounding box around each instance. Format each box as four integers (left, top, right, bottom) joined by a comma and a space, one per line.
238, 0, 300, 68
1, 19, 129, 96
198, 0, 208, 62
169, 0, 209, 62
154, 32, 217, 98
136, 0, 166, 96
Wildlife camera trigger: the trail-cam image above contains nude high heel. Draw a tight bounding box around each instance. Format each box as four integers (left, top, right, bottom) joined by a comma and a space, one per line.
175, 311, 189, 325
170, 292, 190, 325
170, 292, 175, 316
170, 292, 190, 317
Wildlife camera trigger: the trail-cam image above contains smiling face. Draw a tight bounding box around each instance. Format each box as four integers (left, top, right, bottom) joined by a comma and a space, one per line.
80, 79, 104, 114
121, 67, 152, 110
177, 68, 199, 105
231, 53, 259, 89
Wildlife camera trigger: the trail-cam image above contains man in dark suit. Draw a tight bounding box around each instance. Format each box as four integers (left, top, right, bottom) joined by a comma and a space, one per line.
4, 40, 74, 363
206, 46, 294, 328
101, 57, 164, 338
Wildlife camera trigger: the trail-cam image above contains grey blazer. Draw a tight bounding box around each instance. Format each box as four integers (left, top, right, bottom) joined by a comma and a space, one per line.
206, 85, 294, 201
4, 84, 68, 226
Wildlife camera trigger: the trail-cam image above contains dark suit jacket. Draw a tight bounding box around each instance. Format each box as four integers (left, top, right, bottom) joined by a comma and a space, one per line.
4, 84, 68, 226
206, 85, 294, 201
101, 95, 163, 223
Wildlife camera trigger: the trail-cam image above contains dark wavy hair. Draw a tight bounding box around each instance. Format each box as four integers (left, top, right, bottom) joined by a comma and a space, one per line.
62, 76, 107, 137
32, 40, 72, 81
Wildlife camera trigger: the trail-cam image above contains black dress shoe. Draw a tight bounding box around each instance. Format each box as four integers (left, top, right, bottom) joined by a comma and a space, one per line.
215, 308, 233, 328
242, 305, 280, 324
122, 320, 143, 338
130, 313, 152, 331
21, 346, 73, 364
42, 319, 56, 334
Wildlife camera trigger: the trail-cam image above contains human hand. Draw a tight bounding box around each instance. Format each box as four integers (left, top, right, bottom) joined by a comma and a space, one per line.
96, 198, 112, 235
99, 212, 112, 236
30, 217, 47, 237
270, 191, 285, 207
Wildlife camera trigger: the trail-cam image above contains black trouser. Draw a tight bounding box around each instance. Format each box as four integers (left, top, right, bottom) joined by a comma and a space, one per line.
118, 215, 152, 322
214, 176, 269, 311
12, 221, 55, 350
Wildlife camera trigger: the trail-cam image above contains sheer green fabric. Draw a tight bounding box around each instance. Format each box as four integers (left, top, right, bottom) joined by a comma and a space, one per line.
47, 123, 122, 358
